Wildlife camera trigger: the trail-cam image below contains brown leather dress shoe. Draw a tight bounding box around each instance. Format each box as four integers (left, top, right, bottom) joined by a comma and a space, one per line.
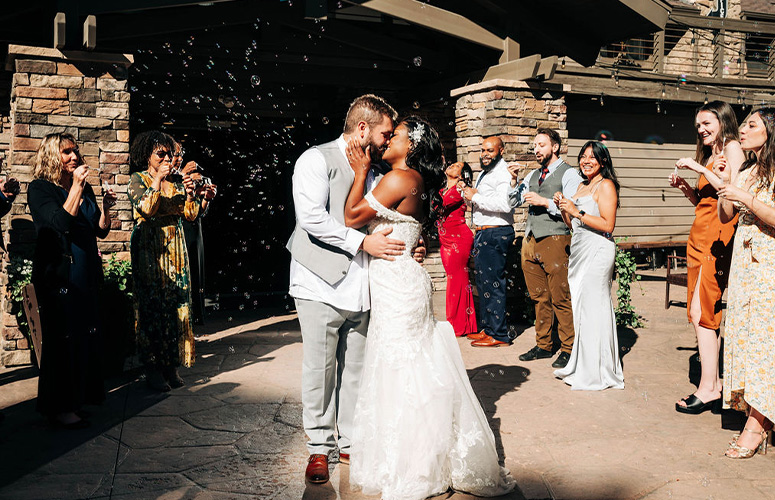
339, 452, 350, 465
305, 454, 329, 483
471, 334, 510, 347
466, 330, 489, 341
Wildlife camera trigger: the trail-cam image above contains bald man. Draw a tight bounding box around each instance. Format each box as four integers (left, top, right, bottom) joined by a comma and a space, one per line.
461, 136, 515, 347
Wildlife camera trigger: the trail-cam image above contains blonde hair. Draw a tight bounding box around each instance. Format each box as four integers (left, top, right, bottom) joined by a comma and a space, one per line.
33, 133, 78, 185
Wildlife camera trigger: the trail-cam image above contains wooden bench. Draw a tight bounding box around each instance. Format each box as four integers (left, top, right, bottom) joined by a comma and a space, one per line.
665, 254, 688, 309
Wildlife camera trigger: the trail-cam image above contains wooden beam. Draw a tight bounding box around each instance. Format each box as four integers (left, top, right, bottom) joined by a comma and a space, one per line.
670, 12, 775, 35
499, 37, 520, 64
619, 0, 670, 29
360, 0, 503, 51
483, 54, 540, 81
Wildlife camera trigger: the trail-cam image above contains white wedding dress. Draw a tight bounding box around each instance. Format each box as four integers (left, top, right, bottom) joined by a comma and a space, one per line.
350, 192, 516, 500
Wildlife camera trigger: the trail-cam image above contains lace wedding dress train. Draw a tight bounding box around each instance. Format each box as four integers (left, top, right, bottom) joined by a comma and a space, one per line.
350, 193, 516, 500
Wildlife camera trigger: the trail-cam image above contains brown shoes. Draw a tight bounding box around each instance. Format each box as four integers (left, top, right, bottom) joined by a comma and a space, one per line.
471, 334, 510, 347
339, 452, 350, 464
467, 330, 489, 341
305, 454, 329, 483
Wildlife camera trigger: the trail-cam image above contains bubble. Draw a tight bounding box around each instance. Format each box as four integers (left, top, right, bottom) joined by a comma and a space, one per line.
466, 307, 473, 315
322, 116, 329, 124
411, 188, 418, 195
493, 282, 500, 288
413, 56, 422, 67
412, 101, 420, 109
303, 55, 309, 62
251, 75, 261, 86
229, 346, 235, 353
483, 292, 491, 298
60, 287, 68, 295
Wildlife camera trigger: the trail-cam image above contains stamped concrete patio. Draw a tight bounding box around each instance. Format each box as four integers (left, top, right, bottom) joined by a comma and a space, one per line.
0, 270, 773, 500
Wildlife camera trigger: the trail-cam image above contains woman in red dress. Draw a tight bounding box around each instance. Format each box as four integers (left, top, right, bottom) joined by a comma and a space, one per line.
438, 161, 477, 336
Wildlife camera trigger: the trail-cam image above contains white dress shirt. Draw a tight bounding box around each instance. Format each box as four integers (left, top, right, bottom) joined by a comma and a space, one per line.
471, 158, 514, 227
289, 136, 370, 312
507, 158, 583, 215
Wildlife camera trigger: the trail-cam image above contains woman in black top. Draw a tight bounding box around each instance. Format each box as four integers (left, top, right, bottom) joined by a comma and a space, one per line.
28, 133, 116, 429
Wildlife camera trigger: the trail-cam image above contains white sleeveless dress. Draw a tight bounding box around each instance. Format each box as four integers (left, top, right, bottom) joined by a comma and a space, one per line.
350, 192, 516, 500
553, 194, 624, 390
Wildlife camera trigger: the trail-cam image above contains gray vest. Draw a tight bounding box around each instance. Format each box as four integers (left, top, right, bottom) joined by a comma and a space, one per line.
526, 160, 574, 239
286, 140, 366, 285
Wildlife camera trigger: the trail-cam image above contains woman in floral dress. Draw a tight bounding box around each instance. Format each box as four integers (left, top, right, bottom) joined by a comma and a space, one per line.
717, 107, 775, 459
128, 131, 204, 392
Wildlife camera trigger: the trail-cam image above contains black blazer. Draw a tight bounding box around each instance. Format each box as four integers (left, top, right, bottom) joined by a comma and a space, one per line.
28, 179, 109, 292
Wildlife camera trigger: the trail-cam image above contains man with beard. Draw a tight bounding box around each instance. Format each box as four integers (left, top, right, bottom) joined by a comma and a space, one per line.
508, 128, 582, 369
287, 94, 405, 484
461, 136, 515, 347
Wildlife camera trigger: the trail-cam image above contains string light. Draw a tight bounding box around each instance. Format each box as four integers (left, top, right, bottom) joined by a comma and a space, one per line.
599, 93, 605, 106
561, 57, 566, 69
661, 84, 666, 99
704, 91, 708, 105
656, 100, 661, 113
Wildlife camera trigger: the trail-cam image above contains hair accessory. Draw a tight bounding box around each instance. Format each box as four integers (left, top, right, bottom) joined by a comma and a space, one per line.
409, 123, 425, 144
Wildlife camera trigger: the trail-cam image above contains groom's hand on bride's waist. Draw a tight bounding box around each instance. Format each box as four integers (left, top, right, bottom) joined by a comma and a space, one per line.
362, 227, 405, 260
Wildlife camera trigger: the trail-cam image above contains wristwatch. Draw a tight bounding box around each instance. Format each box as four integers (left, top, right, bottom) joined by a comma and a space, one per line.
577, 210, 586, 219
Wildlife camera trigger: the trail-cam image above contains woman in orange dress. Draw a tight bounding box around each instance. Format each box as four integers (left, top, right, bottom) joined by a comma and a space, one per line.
669, 101, 744, 414
437, 161, 477, 336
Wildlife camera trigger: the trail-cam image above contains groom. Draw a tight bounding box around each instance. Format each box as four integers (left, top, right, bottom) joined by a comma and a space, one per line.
287, 94, 403, 484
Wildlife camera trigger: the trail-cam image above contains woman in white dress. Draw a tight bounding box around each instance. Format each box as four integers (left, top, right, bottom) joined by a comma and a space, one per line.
552, 141, 625, 391
343, 116, 516, 500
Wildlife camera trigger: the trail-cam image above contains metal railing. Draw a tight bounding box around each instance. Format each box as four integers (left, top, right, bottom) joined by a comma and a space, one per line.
597, 23, 775, 81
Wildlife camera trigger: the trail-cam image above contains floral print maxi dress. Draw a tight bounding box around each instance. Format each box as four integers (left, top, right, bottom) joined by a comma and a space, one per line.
129, 171, 201, 368
723, 167, 775, 423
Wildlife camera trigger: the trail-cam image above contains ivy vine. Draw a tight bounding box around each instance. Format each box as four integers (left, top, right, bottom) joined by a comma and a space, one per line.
614, 239, 644, 329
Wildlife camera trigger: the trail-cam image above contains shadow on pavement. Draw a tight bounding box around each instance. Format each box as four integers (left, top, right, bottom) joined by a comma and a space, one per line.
0, 307, 301, 490
617, 326, 639, 363
468, 364, 530, 465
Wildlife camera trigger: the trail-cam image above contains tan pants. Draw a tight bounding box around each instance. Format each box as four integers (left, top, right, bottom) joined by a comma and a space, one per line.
521, 234, 575, 353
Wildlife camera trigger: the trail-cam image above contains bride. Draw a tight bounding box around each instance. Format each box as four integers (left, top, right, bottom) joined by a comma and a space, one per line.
343, 116, 516, 500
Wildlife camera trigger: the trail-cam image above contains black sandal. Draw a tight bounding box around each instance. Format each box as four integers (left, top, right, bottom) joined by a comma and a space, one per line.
675, 394, 722, 415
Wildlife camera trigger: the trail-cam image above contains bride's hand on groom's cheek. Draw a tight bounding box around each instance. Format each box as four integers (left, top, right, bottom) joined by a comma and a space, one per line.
346, 138, 371, 175
362, 227, 405, 260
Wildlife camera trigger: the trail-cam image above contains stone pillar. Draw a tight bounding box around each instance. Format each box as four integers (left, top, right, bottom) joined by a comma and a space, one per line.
451, 79, 567, 235
1, 45, 133, 367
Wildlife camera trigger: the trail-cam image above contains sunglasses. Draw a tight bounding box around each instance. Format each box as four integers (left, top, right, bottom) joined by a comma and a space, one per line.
153, 150, 173, 160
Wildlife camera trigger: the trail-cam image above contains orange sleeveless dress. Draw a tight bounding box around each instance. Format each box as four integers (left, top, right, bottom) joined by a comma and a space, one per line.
686, 167, 738, 329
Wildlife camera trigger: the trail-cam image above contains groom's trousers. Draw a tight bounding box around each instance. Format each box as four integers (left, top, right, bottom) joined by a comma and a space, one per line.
296, 298, 369, 455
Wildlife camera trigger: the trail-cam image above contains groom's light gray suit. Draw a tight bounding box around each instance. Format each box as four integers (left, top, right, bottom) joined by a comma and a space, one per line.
287, 136, 372, 456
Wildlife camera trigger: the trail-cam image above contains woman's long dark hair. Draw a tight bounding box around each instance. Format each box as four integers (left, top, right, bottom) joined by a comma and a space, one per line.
694, 100, 739, 166
741, 107, 775, 194
577, 140, 620, 206
403, 116, 445, 232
